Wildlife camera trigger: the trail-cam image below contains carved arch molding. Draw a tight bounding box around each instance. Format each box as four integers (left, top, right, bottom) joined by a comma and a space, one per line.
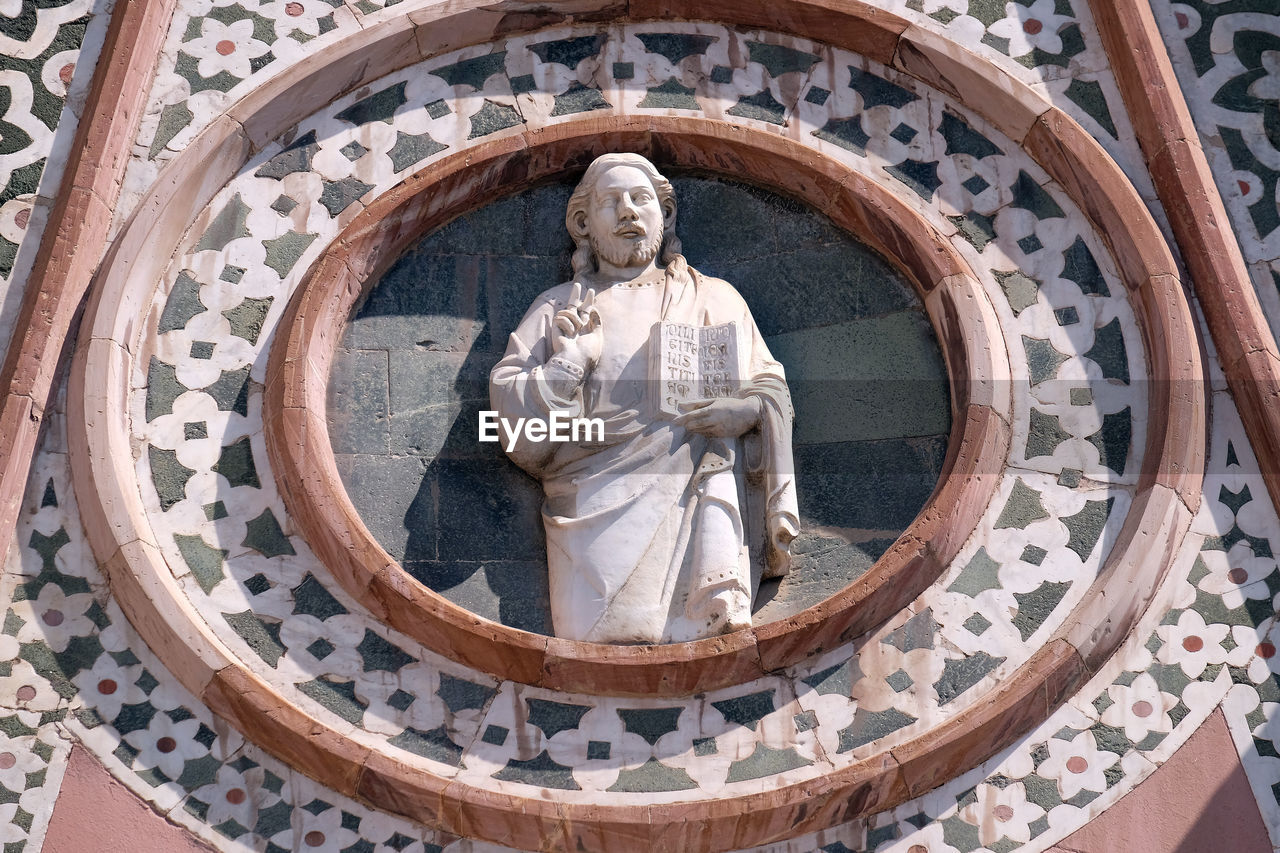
66, 3, 1200, 851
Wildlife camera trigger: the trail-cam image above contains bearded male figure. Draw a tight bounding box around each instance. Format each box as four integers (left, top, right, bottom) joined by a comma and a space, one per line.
489, 154, 799, 644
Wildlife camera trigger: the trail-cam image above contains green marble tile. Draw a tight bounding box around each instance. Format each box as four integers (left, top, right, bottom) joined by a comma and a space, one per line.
254, 130, 318, 180
148, 446, 194, 511
725, 744, 811, 782
529, 35, 604, 69
387, 131, 447, 172
637, 77, 700, 110
847, 66, 916, 108
525, 698, 589, 739
635, 33, 714, 65
467, 100, 521, 138
158, 271, 207, 333
608, 758, 698, 792
712, 690, 776, 731
934, 652, 1005, 704
745, 41, 819, 76
336, 81, 408, 124
431, 54, 506, 90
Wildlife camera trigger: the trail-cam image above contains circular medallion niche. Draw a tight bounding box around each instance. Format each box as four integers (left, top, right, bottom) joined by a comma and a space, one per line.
328, 175, 952, 637
267, 124, 1006, 695
69, 14, 1202, 847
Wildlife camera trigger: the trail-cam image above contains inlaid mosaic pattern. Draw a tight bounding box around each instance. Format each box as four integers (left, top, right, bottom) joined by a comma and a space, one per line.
0, 0, 105, 350
82, 18, 1148, 820
882, 0, 1135, 151
8, 255, 1280, 853
1156, 0, 1280, 347
330, 176, 952, 630
121, 0, 1150, 222
11, 9, 1280, 853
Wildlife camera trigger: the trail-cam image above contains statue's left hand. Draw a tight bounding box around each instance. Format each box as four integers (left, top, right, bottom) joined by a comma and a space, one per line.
674, 397, 761, 437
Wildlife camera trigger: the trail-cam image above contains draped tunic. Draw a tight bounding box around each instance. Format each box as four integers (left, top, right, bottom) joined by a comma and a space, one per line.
489, 267, 799, 643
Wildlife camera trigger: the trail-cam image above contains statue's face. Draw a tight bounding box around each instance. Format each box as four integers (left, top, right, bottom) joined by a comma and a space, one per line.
586, 165, 666, 269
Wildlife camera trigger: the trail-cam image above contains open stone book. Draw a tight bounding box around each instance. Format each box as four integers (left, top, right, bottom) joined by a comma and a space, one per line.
651, 320, 740, 417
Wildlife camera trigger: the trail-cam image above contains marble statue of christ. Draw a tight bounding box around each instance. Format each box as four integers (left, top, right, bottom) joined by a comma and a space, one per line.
489, 154, 799, 644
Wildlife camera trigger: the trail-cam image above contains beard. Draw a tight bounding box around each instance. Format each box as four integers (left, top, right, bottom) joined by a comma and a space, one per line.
591, 227, 663, 270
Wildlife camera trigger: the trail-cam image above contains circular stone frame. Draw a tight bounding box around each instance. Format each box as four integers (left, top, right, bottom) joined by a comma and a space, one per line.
66, 3, 1206, 850
264, 116, 1011, 696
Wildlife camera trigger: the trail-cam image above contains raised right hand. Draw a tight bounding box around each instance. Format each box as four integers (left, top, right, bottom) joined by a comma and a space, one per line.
550, 282, 603, 369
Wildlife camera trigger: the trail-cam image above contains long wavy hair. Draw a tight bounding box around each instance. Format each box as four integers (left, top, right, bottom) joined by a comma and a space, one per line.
564, 153, 690, 292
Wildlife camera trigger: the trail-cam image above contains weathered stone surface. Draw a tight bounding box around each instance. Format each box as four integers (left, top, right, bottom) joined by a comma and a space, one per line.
332, 175, 949, 636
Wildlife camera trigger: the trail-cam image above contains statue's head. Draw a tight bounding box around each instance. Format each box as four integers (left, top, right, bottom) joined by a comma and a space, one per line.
565, 153, 683, 277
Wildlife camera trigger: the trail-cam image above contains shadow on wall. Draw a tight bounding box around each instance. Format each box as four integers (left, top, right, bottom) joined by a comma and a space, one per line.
329, 174, 951, 636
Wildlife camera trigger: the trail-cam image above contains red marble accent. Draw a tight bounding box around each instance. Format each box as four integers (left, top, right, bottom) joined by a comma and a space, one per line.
1229, 568, 1249, 583
406, 0, 627, 71
44, 746, 215, 852
14, 685, 34, 701
97, 678, 116, 694
13, 208, 28, 229
1132, 700, 1153, 717
41, 609, 63, 626
1131, 275, 1205, 512
305, 831, 325, 846
629, 0, 908, 65
225, 788, 246, 804
1055, 709, 1271, 853
1183, 636, 1204, 652
993, 804, 1014, 821
643, 753, 910, 850
0, 0, 179, 571
1258, 643, 1275, 659
1066, 756, 1089, 773
156, 737, 176, 753
285, 1, 303, 14
1055, 486, 1193, 673
893, 24, 1050, 143
227, 15, 421, 150
202, 666, 371, 798
892, 640, 1088, 798
1023, 111, 1203, 513
0, 754, 14, 770
356, 750, 447, 828
1023, 18, 1043, 33
0, 393, 41, 566
59, 5, 1207, 847
215, 40, 235, 55
266, 116, 1006, 695
1090, 0, 1280, 521
58, 63, 74, 84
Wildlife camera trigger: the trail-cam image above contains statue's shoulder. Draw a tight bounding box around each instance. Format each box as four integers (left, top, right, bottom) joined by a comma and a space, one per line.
523, 281, 578, 315
689, 267, 751, 313
505, 282, 577, 340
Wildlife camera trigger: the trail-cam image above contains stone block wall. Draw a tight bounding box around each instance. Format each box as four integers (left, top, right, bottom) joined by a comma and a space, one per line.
330, 176, 949, 632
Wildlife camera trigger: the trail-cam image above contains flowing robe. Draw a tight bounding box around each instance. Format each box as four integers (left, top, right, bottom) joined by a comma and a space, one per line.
490, 267, 798, 643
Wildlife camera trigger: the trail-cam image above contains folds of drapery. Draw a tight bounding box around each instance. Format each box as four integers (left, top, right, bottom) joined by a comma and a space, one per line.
488, 266, 799, 643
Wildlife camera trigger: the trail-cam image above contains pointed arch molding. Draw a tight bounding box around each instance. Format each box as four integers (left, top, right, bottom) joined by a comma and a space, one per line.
63, 2, 1203, 850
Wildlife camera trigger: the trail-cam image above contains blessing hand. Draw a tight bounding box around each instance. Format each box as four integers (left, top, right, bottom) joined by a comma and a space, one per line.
550, 282, 603, 370
674, 397, 761, 438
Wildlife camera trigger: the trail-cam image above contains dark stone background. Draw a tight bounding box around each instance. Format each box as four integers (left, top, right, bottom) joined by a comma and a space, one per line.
329, 175, 951, 635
